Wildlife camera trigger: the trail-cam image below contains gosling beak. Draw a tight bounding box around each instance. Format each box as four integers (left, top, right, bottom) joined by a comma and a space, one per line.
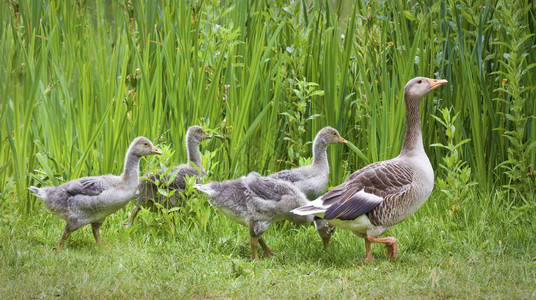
205, 133, 212, 139
339, 136, 348, 144
152, 147, 163, 155
428, 78, 448, 90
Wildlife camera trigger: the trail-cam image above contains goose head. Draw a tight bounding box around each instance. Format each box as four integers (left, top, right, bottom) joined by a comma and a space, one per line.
130, 137, 163, 156
186, 125, 212, 145
316, 126, 347, 146
404, 77, 448, 102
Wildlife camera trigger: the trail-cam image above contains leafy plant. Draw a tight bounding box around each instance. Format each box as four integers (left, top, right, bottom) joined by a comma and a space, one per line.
280, 78, 324, 168
432, 108, 477, 214
492, 0, 536, 204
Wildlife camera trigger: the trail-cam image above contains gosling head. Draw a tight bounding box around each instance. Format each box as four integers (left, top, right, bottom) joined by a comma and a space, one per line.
316, 126, 347, 146
314, 217, 336, 249
404, 77, 448, 102
130, 136, 163, 156
186, 125, 212, 145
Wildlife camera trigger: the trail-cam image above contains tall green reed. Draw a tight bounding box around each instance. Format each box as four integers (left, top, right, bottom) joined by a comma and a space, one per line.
1, 0, 534, 214
493, 0, 536, 203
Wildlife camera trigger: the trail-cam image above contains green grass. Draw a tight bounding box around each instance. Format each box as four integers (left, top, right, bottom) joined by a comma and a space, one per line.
1, 190, 535, 298
1, 0, 536, 298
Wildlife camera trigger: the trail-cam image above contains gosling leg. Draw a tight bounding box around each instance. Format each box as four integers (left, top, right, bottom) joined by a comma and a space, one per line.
258, 237, 274, 258
91, 222, 103, 244
250, 236, 260, 261
55, 228, 71, 252
124, 206, 140, 227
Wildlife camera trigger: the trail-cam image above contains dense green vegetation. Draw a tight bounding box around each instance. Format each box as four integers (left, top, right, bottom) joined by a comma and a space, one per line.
1, 0, 535, 298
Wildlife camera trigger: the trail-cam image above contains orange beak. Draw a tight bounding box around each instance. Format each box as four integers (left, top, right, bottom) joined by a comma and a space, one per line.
427, 78, 448, 90
339, 136, 348, 144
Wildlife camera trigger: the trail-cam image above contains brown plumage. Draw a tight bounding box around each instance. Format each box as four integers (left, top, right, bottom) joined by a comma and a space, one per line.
292, 77, 448, 263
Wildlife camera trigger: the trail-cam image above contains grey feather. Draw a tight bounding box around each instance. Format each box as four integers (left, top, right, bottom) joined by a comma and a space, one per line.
125, 126, 211, 227
269, 126, 346, 200
194, 172, 315, 257
28, 136, 162, 249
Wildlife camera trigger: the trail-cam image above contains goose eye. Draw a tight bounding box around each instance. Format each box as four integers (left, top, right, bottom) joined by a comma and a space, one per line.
144, 143, 148, 146
417, 80, 422, 84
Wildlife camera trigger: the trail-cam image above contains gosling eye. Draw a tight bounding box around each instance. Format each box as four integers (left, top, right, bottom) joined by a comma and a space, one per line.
144, 142, 148, 146
417, 79, 423, 84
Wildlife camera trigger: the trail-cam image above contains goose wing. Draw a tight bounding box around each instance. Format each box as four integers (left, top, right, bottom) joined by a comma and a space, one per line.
243, 173, 304, 218
322, 161, 413, 221
269, 170, 304, 183
245, 173, 298, 202
66, 177, 106, 197
166, 165, 200, 189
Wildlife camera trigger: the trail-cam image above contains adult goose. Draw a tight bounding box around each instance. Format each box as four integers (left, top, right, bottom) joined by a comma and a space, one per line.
194, 172, 326, 260
29, 137, 162, 251
125, 126, 211, 227
269, 126, 346, 247
292, 77, 448, 262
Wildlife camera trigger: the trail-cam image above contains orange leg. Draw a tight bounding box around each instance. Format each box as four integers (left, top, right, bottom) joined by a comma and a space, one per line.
365, 235, 398, 262
258, 237, 274, 258
364, 238, 374, 263
386, 240, 398, 260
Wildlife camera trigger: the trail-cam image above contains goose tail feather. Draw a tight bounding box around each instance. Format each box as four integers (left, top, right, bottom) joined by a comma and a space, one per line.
194, 183, 218, 198
291, 198, 327, 216
28, 186, 47, 200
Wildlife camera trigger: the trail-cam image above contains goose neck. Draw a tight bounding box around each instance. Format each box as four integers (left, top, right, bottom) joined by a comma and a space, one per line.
311, 138, 328, 167
121, 151, 141, 184
187, 139, 204, 172
400, 96, 425, 156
